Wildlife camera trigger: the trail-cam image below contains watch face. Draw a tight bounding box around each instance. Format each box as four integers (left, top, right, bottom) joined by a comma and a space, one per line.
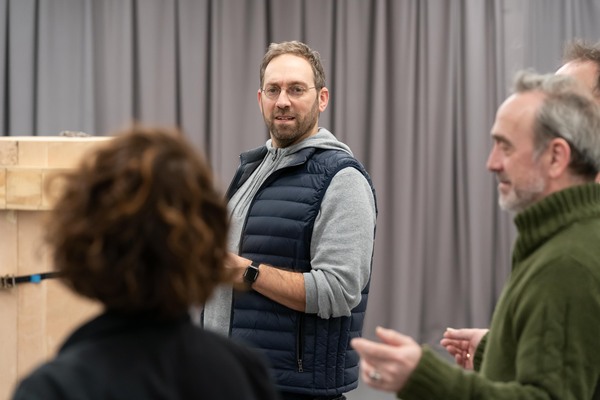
243, 265, 259, 283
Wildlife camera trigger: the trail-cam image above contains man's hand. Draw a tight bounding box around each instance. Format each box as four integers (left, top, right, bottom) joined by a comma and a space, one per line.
440, 327, 488, 370
351, 326, 422, 393
225, 253, 251, 284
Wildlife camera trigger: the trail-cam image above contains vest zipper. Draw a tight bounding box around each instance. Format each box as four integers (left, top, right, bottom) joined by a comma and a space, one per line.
296, 314, 304, 372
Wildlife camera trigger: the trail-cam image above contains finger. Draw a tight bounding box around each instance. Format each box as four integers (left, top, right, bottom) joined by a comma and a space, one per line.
443, 327, 478, 340
375, 326, 414, 347
453, 349, 473, 369
454, 353, 463, 365
441, 338, 469, 351
351, 337, 397, 363
359, 359, 385, 389
443, 327, 470, 340
440, 338, 463, 348
351, 337, 372, 356
440, 339, 469, 351
441, 344, 462, 356
359, 357, 375, 373
444, 327, 473, 338
351, 337, 367, 346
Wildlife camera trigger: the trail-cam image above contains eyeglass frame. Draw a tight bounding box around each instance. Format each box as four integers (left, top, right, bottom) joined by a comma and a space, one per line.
260, 84, 320, 100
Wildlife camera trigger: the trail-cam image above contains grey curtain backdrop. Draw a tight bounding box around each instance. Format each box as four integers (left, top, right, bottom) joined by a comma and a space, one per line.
3, 1, 600, 399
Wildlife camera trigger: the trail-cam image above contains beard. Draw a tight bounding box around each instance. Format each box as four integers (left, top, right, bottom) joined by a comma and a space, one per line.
264, 97, 320, 148
497, 170, 546, 213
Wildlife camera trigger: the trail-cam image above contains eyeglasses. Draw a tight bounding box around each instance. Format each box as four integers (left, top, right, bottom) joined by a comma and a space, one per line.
261, 85, 317, 100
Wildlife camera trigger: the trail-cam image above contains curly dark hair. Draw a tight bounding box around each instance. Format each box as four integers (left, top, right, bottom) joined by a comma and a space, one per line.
45, 126, 231, 319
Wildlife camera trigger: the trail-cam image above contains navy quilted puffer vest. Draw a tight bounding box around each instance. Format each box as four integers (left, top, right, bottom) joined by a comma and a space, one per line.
227, 146, 375, 396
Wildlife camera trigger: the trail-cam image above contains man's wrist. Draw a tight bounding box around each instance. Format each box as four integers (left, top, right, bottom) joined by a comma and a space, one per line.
242, 261, 261, 286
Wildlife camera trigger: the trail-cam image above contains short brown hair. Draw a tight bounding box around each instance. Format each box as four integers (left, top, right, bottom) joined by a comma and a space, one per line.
259, 40, 326, 89
46, 126, 230, 319
563, 40, 600, 97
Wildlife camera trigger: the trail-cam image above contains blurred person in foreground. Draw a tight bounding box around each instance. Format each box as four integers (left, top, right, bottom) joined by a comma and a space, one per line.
11, 127, 280, 400
352, 71, 600, 398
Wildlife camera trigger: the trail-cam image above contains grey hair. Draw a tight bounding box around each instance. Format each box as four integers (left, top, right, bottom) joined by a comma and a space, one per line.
514, 70, 600, 179
259, 41, 326, 90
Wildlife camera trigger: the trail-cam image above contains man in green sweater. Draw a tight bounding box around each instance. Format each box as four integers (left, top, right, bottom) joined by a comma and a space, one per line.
441, 39, 600, 374
439, 40, 600, 374
351, 70, 600, 398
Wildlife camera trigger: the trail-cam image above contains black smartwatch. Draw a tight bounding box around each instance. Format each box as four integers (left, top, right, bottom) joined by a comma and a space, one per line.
243, 261, 261, 286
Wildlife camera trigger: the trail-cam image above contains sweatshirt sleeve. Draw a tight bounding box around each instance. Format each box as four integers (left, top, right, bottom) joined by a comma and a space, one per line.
397, 258, 600, 400
397, 346, 560, 400
304, 167, 376, 318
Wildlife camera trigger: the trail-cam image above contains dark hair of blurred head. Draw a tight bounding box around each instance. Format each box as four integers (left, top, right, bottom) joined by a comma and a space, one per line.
45, 126, 231, 319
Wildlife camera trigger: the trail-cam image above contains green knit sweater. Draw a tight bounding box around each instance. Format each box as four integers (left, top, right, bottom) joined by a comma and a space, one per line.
398, 183, 600, 399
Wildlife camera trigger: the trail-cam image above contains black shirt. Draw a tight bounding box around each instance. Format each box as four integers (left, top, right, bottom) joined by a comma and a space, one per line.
12, 312, 280, 400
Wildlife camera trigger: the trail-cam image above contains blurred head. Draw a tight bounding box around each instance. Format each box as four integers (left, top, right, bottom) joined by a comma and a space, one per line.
258, 41, 329, 148
46, 126, 230, 319
557, 40, 600, 101
486, 71, 600, 213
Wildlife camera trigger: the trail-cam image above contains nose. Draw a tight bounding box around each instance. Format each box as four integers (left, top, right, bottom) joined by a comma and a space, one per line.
275, 89, 292, 108
486, 145, 501, 172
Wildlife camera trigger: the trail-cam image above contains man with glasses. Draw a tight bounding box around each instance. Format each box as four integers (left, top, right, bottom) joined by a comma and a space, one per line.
352, 71, 600, 399
202, 41, 377, 400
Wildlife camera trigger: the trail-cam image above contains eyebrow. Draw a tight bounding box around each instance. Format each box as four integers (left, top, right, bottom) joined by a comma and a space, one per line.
490, 133, 514, 149
264, 80, 309, 87
491, 133, 510, 144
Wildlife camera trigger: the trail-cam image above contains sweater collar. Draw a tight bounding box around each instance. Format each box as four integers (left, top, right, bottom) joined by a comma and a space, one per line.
512, 183, 600, 263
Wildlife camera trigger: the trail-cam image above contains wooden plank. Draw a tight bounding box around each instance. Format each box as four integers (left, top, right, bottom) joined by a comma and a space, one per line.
6, 169, 43, 210
18, 141, 48, 168
16, 211, 49, 379
0, 210, 18, 400
48, 139, 109, 168
0, 168, 6, 209
0, 140, 18, 166
0, 136, 111, 398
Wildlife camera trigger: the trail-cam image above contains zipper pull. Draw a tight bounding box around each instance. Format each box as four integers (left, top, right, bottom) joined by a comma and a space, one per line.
272, 148, 277, 161
297, 359, 304, 372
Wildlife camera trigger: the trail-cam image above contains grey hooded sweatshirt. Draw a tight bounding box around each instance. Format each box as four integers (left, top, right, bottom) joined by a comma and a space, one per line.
203, 128, 376, 336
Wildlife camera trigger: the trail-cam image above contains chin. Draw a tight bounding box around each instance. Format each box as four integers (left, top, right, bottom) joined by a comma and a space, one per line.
498, 196, 517, 212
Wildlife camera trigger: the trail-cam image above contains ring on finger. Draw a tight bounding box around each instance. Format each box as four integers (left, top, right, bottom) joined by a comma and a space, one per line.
368, 370, 382, 382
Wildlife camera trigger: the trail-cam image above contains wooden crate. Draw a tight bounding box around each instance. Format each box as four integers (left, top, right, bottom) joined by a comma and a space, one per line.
0, 137, 110, 399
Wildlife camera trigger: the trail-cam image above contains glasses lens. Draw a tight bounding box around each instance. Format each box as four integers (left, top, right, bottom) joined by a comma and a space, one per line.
263, 85, 314, 99
264, 86, 280, 99
288, 86, 306, 98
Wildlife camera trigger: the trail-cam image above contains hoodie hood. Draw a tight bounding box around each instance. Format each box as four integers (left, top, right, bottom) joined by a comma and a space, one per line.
265, 128, 353, 158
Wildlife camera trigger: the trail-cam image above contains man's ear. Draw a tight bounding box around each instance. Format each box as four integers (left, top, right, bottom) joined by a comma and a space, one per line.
318, 87, 329, 112
547, 137, 572, 179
